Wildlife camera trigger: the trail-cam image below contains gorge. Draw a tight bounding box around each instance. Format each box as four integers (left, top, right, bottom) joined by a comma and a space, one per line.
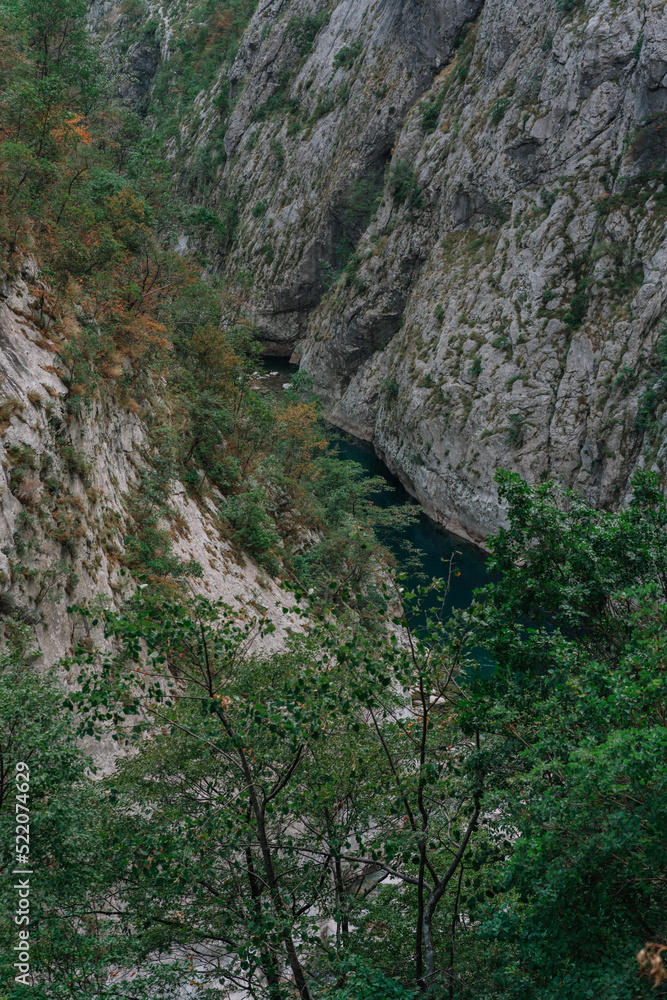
116, 0, 667, 542
0, 0, 666, 998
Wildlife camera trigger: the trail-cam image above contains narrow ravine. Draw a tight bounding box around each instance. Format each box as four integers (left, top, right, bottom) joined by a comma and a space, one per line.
259, 358, 490, 613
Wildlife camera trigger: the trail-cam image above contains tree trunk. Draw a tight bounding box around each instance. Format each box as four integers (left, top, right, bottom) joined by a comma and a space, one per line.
416, 838, 427, 992
334, 854, 349, 938
251, 785, 313, 999
422, 796, 481, 988
246, 845, 282, 999
448, 865, 464, 1000
215, 708, 314, 1000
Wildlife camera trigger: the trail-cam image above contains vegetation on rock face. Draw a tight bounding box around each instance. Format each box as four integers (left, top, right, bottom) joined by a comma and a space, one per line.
0, 0, 414, 609
0, 1, 666, 999
387, 160, 422, 210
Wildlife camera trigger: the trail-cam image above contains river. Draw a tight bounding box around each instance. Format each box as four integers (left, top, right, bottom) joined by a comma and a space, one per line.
259, 358, 490, 617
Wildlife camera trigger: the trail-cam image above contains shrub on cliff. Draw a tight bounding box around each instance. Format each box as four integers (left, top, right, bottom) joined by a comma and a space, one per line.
387, 159, 422, 209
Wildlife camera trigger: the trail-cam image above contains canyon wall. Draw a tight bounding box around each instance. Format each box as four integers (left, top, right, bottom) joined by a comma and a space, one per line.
89, 0, 667, 541
134, 0, 665, 540
0, 265, 300, 665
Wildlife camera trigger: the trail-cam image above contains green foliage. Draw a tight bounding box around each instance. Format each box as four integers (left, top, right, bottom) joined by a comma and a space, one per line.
58, 443, 90, 482
382, 376, 400, 398
635, 385, 658, 430
489, 97, 511, 124
342, 251, 362, 288
469, 356, 482, 376
3, 0, 94, 84
215, 77, 231, 117
540, 187, 557, 210
307, 89, 335, 124
506, 412, 524, 446
492, 333, 511, 353
123, 458, 204, 583
342, 177, 382, 229
4, 2, 667, 997
289, 451, 419, 606
11, 473, 667, 998
459, 470, 667, 999
219, 484, 281, 566
614, 363, 636, 391
285, 11, 329, 56
270, 137, 285, 166
454, 24, 469, 49
326, 967, 415, 999
318, 178, 382, 290
67, 559, 485, 997
0, 624, 135, 997
333, 39, 363, 70
563, 287, 588, 327
120, 0, 148, 19
250, 85, 300, 123
165, 281, 414, 598
607, 256, 644, 299
418, 61, 453, 136
215, 187, 242, 249
483, 468, 667, 636
146, 0, 256, 122
421, 100, 440, 132
387, 159, 422, 209
486, 197, 511, 226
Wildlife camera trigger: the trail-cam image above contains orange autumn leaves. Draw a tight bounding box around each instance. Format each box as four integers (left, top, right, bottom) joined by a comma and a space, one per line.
50, 110, 93, 146
188, 324, 326, 479
190, 324, 245, 392
0, 28, 184, 375
45, 181, 182, 368
274, 400, 327, 479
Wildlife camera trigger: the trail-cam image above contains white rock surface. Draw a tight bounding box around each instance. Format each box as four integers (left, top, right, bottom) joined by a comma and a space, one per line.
0, 270, 301, 670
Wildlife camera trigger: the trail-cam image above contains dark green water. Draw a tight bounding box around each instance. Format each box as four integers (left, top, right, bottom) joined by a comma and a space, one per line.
260, 358, 491, 615
332, 434, 490, 616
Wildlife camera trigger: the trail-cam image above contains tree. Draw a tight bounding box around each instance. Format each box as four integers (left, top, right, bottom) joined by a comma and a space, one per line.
3, 0, 92, 83
67, 571, 491, 998
11, 469, 667, 1000
452, 470, 667, 999
70, 593, 360, 999
0, 619, 136, 999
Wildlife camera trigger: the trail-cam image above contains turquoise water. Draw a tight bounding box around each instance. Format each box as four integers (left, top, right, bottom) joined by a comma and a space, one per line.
331, 434, 490, 616
260, 359, 491, 616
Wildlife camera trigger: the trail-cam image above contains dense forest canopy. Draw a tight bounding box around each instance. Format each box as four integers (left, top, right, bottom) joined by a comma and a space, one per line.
0, 1, 666, 999
1, 470, 667, 999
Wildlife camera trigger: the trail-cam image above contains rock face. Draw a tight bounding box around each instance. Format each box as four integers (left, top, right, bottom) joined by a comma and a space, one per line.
214, 0, 483, 352
298, 0, 667, 540
95, 0, 667, 540
88, 0, 162, 110
0, 266, 300, 667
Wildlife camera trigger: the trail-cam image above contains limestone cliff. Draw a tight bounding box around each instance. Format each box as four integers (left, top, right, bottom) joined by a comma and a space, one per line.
298, 0, 667, 540
90, 0, 667, 541
0, 264, 300, 666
